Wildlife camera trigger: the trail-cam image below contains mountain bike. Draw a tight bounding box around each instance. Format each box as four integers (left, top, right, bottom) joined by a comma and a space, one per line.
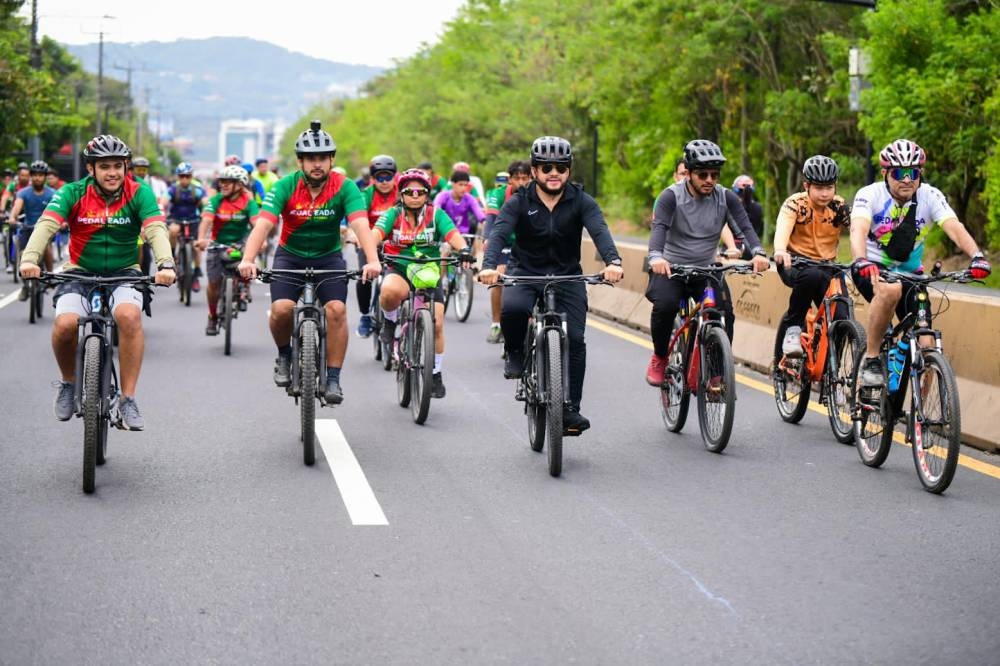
172, 219, 197, 306
443, 233, 477, 322
657, 263, 755, 453
496, 273, 609, 477
772, 257, 866, 443
2, 214, 18, 280
384, 255, 467, 425
369, 270, 394, 371
259, 267, 357, 466
24, 276, 46, 324
40, 271, 161, 494
208, 243, 249, 356
852, 266, 972, 494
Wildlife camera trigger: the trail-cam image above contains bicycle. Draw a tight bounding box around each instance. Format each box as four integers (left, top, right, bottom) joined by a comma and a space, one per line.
172, 219, 197, 306
851, 266, 972, 494
368, 269, 393, 371
39, 271, 161, 494
772, 257, 866, 443
495, 273, 610, 477
383, 254, 467, 425
208, 243, 250, 356
657, 263, 755, 453
258, 267, 358, 466
2, 215, 18, 280
442, 233, 477, 322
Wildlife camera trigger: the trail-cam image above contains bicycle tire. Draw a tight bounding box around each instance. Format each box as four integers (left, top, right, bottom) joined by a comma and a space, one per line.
222, 275, 233, 356
300, 319, 318, 466
179, 245, 192, 306
660, 316, 690, 433
33, 281, 44, 320
545, 329, 564, 477
96, 352, 112, 467
28, 279, 37, 323
411, 308, 434, 424
82, 336, 102, 494
772, 352, 810, 424
454, 268, 474, 322
911, 350, 961, 494
525, 335, 545, 452
697, 326, 735, 453
12, 243, 20, 284
826, 320, 865, 444
396, 321, 411, 407
852, 358, 894, 468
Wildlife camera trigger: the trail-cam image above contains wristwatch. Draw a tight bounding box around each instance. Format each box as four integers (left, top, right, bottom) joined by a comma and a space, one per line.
607, 258, 623, 267
158, 261, 176, 271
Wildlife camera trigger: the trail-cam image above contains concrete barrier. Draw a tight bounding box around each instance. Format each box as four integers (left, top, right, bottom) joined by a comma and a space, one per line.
582, 238, 1000, 451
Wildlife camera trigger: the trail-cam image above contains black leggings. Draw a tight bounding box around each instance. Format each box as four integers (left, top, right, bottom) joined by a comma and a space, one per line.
773, 263, 847, 362
647, 274, 734, 357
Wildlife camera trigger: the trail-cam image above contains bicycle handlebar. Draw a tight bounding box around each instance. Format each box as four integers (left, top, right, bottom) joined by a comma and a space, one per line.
258, 268, 360, 285
661, 262, 758, 279
38, 271, 162, 288
494, 273, 610, 287
787, 256, 854, 272
382, 254, 468, 266
879, 267, 974, 285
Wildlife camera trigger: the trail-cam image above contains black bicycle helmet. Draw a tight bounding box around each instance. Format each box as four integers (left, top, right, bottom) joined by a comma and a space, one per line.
802, 155, 839, 184
294, 120, 336, 156
29, 160, 49, 174
83, 134, 131, 162
132, 156, 151, 168
683, 139, 726, 169
530, 136, 573, 164
369, 154, 397, 175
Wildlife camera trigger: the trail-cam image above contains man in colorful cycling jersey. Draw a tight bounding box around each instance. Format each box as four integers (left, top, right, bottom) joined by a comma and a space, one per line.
433, 170, 485, 235
772, 155, 851, 362
166, 162, 208, 291
1, 163, 30, 214
850, 139, 990, 387
354, 154, 398, 338
195, 165, 259, 335
9, 160, 57, 300
482, 161, 532, 344
373, 169, 473, 399
19, 135, 175, 430
644, 139, 769, 386
237, 120, 381, 404
254, 158, 279, 193
479, 136, 624, 436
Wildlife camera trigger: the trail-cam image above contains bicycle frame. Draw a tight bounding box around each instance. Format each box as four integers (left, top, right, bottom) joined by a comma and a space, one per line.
291, 275, 329, 398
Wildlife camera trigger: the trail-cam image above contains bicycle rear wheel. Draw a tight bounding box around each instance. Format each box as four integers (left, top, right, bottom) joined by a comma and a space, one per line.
911, 350, 961, 494
660, 316, 690, 433
299, 319, 318, 466
82, 336, 103, 494
852, 358, 894, 467
410, 308, 434, 424
222, 275, 234, 355
697, 326, 736, 453
773, 354, 810, 424
454, 267, 474, 322
544, 329, 564, 477
826, 320, 865, 444
525, 336, 545, 452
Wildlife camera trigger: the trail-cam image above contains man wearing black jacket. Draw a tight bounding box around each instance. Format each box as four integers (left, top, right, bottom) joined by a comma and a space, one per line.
479, 136, 624, 435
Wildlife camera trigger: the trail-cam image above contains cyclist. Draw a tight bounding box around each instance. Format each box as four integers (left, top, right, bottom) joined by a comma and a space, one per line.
46, 168, 66, 190
254, 158, 279, 193
237, 121, 381, 404
195, 165, 259, 335
448, 161, 486, 208
355, 153, 398, 338
417, 161, 447, 199
9, 160, 57, 300
433, 170, 485, 235
1, 162, 30, 213
850, 139, 990, 386
373, 168, 474, 398
166, 162, 208, 292
644, 139, 769, 386
482, 161, 532, 344
772, 155, 851, 362
479, 136, 624, 435
19, 135, 175, 429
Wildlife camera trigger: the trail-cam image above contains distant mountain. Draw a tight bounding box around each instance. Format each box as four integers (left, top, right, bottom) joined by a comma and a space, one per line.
65, 37, 383, 164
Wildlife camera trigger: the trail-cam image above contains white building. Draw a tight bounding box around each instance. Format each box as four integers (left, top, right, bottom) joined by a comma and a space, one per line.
217, 119, 283, 166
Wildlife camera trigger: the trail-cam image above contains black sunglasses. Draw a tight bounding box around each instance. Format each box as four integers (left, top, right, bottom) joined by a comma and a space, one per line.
537, 163, 569, 175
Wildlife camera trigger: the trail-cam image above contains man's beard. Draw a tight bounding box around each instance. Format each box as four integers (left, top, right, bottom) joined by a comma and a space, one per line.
304, 172, 329, 188
535, 178, 566, 196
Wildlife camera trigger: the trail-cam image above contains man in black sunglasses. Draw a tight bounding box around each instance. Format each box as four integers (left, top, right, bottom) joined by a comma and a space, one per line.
479, 136, 624, 436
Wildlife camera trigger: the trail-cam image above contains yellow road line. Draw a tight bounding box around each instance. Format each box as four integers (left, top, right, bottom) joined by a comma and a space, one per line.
587, 316, 1000, 482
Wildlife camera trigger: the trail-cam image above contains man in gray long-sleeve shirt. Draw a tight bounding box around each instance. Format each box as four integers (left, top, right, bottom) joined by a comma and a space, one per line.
644, 139, 769, 386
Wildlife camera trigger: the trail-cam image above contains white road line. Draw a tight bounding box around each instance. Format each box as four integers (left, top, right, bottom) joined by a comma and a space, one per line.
315, 419, 388, 526
0, 289, 19, 310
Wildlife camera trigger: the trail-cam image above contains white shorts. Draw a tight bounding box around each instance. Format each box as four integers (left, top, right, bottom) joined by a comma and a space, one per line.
54, 284, 144, 318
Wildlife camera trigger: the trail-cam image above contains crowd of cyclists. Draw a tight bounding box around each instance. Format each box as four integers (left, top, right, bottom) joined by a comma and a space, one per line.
5, 123, 992, 450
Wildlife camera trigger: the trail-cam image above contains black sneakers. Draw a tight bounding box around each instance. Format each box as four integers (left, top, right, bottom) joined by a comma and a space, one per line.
431, 372, 446, 398
325, 376, 344, 404
504, 349, 525, 379
562, 406, 591, 436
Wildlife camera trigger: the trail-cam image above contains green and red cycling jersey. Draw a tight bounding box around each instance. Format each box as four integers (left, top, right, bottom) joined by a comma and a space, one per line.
202, 190, 260, 245
41, 176, 164, 273
258, 171, 366, 258
361, 184, 398, 229
485, 184, 516, 216
374, 204, 459, 267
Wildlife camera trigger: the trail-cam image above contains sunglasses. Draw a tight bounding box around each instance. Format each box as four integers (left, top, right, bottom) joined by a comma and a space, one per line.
692, 170, 721, 181
889, 167, 921, 181
374, 172, 394, 183
538, 163, 569, 175
401, 188, 428, 197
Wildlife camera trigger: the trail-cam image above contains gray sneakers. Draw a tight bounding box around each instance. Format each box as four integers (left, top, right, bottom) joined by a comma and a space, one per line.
860, 357, 885, 388
782, 326, 804, 357
53, 381, 75, 421
116, 396, 145, 431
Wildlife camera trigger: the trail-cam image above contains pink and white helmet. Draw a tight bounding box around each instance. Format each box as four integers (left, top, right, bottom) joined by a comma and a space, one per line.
878, 139, 926, 168
452, 161, 471, 173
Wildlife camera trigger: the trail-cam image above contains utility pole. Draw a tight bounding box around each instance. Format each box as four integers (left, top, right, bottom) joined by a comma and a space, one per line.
28, 0, 41, 160
85, 15, 116, 135
113, 61, 149, 151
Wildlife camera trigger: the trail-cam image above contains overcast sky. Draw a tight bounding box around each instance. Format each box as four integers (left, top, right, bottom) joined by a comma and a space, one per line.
21, 0, 468, 68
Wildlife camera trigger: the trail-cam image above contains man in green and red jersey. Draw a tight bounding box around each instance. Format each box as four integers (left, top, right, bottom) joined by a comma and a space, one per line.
19, 135, 175, 430
238, 120, 381, 404
482, 160, 531, 344
417, 161, 446, 199
354, 153, 398, 338
196, 165, 259, 335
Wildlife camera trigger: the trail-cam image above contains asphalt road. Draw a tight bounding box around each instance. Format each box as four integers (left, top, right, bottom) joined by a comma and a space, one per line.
2, 270, 999, 665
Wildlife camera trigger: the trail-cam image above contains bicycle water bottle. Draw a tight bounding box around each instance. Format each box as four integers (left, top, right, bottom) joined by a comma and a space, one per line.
887, 337, 908, 393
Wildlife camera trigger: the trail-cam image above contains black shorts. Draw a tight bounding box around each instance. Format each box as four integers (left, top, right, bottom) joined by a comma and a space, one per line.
851, 267, 931, 327
269, 247, 348, 305
170, 219, 200, 240
387, 266, 445, 302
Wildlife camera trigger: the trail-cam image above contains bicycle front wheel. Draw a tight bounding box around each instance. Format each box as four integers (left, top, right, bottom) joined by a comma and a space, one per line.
544, 329, 564, 477
396, 322, 411, 407
697, 326, 736, 453
27, 279, 38, 323
179, 245, 192, 306
852, 359, 894, 468
454, 268, 474, 322
82, 336, 103, 494
827, 320, 865, 444
410, 308, 434, 424
299, 319, 318, 466
911, 350, 961, 494
222, 275, 234, 356
525, 336, 545, 452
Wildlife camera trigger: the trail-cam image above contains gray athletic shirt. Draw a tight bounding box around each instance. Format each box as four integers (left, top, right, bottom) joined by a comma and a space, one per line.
648, 181, 763, 266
